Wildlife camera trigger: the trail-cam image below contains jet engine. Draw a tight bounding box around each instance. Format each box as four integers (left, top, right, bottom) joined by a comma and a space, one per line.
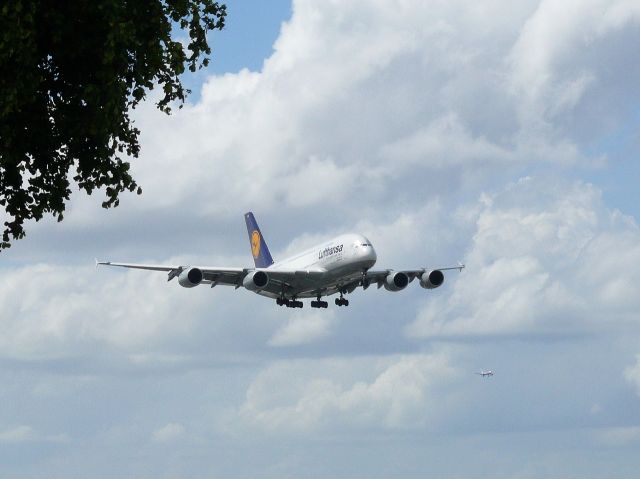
178, 267, 203, 288
243, 270, 269, 291
383, 271, 409, 291
420, 270, 444, 289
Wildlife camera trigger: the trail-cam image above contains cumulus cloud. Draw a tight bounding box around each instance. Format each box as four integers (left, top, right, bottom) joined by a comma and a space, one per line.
0, 263, 212, 359
508, 0, 640, 140
9, 0, 637, 274
64, 0, 637, 229
380, 113, 515, 169
4, 0, 639, 371
407, 177, 640, 338
235, 353, 456, 433
268, 310, 335, 347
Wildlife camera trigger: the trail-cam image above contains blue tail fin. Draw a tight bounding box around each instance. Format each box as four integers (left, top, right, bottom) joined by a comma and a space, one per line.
244, 212, 274, 268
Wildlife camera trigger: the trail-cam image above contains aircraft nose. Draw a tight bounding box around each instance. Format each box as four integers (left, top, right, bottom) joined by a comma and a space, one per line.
366, 245, 377, 262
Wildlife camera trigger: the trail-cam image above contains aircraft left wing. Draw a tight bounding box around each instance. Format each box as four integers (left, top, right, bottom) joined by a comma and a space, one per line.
361, 264, 465, 290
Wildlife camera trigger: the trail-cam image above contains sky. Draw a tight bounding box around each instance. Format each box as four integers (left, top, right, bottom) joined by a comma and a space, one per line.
2, 0, 640, 477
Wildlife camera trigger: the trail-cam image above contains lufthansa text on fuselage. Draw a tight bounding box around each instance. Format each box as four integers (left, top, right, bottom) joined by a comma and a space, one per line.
318, 244, 343, 260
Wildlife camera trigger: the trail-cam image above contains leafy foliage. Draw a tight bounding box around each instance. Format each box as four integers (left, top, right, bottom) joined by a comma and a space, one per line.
0, 0, 226, 249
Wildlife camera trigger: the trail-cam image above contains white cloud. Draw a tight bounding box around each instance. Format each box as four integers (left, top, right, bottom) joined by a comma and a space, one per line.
380, 113, 515, 169
0, 263, 211, 359
508, 0, 640, 129
407, 177, 640, 338
268, 310, 335, 346
236, 353, 456, 433
2, 0, 638, 391
68, 0, 639, 229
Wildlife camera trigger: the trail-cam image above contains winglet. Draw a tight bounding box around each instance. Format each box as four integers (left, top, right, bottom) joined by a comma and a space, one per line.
244, 212, 274, 268
458, 262, 465, 272
95, 259, 111, 269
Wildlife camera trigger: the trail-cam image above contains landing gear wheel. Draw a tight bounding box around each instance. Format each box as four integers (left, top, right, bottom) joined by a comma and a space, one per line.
335, 297, 349, 307
334, 290, 349, 307
277, 293, 291, 307
288, 299, 303, 308
312, 294, 329, 309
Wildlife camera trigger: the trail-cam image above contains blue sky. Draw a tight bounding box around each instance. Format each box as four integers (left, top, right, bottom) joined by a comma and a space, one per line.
2, 1, 640, 478
181, 0, 292, 99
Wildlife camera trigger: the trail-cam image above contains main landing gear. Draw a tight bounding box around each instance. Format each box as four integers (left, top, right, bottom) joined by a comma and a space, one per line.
276, 292, 349, 308
311, 294, 328, 309
335, 291, 349, 307
276, 297, 303, 308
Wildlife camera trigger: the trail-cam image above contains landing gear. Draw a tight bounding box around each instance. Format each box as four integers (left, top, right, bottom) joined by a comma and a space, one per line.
311, 294, 328, 308
361, 271, 370, 290
335, 291, 349, 307
276, 296, 303, 308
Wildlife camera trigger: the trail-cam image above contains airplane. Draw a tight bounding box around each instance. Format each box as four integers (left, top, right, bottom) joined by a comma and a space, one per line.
476, 370, 494, 378
97, 212, 464, 309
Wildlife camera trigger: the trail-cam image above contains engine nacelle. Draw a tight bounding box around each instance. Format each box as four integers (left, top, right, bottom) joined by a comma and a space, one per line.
243, 270, 269, 291
178, 267, 203, 288
383, 271, 409, 291
420, 270, 444, 289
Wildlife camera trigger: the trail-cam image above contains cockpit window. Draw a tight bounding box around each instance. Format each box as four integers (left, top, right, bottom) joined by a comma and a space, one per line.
361, 243, 371, 247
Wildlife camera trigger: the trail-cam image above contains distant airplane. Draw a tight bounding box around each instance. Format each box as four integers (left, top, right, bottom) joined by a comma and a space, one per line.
476, 370, 494, 377
97, 212, 464, 308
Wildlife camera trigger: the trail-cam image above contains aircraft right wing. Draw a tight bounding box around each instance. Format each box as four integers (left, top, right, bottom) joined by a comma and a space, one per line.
96, 261, 328, 293
96, 261, 246, 286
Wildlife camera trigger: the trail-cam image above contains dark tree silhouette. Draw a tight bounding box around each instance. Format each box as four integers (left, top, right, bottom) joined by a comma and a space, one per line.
0, 0, 226, 249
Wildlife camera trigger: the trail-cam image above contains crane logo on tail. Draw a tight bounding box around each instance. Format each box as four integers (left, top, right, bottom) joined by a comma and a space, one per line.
251, 230, 261, 258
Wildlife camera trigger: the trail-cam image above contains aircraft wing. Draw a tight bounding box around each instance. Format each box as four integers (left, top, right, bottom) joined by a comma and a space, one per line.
97, 261, 246, 286
96, 261, 327, 291
363, 264, 464, 288
254, 269, 328, 295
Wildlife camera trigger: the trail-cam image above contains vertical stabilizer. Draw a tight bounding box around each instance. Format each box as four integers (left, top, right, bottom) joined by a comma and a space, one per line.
244, 212, 274, 268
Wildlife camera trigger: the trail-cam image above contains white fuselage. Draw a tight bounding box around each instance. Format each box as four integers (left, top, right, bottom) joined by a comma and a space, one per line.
259, 233, 377, 299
